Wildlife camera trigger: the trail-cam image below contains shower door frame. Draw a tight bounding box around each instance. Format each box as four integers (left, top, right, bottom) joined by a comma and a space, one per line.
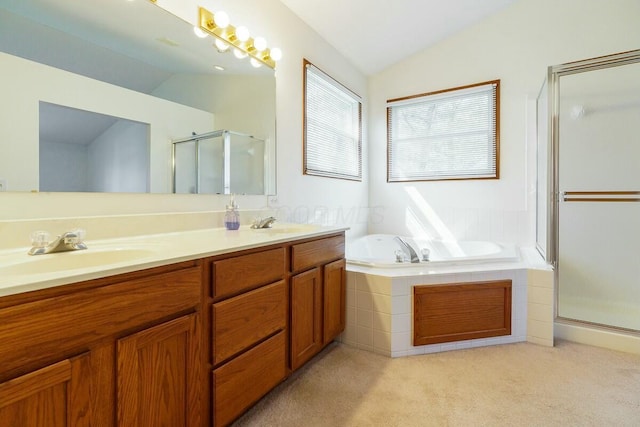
171, 130, 266, 195
547, 49, 640, 331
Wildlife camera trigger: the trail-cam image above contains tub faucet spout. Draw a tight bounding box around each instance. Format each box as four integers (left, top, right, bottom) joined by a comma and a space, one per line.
394, 236, 420, 263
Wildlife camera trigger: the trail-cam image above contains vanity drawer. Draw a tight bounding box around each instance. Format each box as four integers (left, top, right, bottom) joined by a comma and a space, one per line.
291, 234, 345, 273
213, 331, 286, 427
212, 247, 285, 298
0, 265, 202, 380
212, 280, 286, 365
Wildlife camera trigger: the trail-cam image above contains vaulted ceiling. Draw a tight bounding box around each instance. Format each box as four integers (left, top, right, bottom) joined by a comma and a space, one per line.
278, 0, 517, 75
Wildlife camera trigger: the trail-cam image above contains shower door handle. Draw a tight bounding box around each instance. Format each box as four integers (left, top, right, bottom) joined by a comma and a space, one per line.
562, 191, 640, 202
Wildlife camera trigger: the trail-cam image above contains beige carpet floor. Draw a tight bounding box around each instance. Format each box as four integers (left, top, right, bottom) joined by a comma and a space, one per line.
234, 340, 640, 427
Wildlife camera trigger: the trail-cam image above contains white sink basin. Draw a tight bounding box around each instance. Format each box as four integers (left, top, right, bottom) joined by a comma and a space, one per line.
1, 247, 158, 276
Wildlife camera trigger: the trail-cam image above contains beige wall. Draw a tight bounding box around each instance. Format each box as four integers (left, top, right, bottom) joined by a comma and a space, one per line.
368, 0, 640, 245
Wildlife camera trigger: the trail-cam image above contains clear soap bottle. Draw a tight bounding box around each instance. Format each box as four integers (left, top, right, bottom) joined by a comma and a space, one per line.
224, 196, 240, 230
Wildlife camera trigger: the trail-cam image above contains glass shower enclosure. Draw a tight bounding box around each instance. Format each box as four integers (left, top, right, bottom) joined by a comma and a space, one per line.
172, 130, 266, 195
537, 49, 640, 333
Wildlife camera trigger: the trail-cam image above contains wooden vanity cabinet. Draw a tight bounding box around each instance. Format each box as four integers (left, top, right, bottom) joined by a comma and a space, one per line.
322, 258, 347, 346
210, 247, 288, 427
290, 234, 346, 371
0, 260, 204, 427
209, 232, 346, 425
0, 230, 347, 427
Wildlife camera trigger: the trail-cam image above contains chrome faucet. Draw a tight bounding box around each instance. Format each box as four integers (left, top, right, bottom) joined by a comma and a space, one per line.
394, 236, 420, 263
251, 216, 277, 229
28, 230, 88, 255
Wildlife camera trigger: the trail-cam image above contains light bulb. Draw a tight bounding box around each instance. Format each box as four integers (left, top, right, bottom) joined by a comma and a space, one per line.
193, 27, 208, 38
233, 48, 248, 59
235, 26, 250, 42
253, 37, 267, 52
250, 58, 262, 68
270, 47, 283, 61
215, 38, 230, 52
213, 11, 229, 29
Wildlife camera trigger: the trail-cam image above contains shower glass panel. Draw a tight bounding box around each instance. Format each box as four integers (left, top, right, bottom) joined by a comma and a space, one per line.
172, 130, 265, 195
199, 137, 225, 194
173, 140, 197, 194
552, 53, 640, 331
230, 134, 265, 195
535, 78, 549, 259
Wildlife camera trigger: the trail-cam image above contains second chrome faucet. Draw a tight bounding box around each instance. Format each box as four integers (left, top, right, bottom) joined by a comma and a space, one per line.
251, 216, 277, 229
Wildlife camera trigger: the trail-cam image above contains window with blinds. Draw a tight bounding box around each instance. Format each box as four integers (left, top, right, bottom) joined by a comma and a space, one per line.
387, 80, 499, 182
304, 60, 362, 181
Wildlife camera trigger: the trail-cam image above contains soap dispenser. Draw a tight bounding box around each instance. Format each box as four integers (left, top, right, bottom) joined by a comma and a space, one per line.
224, 195, 240, 230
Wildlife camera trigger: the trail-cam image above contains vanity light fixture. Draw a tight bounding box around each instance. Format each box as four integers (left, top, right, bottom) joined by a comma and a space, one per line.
212, 10, 230, 29
233, 48, 248, 59
253, 37, 267, 52
193, 27, 208, 38
270, 48, 283, 62
214, 38, 230, 53
235, 26, 250, 43
198, 6, 281, 69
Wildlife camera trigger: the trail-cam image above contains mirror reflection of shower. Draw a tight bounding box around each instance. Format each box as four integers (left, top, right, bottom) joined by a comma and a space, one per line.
172, 130, 266, 195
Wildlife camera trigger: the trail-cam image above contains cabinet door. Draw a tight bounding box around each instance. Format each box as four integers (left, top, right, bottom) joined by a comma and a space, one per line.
290, 268, 322, 371
117, 313, 201, 427
323, 259, 346, 345
0, 353, 92, 427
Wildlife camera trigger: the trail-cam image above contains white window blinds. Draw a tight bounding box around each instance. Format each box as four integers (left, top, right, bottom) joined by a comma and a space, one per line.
387, 80, 499, 181
304, 61, 362, 181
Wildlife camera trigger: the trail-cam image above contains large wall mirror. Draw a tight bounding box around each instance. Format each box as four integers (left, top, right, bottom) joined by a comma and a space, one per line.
0, 0, 276, 195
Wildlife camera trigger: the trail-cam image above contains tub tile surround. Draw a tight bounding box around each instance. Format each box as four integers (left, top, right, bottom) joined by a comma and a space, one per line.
527, 269, 555, 346
342, 249, 554, 357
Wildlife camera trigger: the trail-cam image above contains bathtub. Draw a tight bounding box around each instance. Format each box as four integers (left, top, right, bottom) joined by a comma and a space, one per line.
346, 234, 519, 268
342, 234, 534, 358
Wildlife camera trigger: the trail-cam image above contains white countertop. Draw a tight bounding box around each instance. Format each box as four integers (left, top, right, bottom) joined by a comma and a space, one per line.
0, 224, 348, 297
